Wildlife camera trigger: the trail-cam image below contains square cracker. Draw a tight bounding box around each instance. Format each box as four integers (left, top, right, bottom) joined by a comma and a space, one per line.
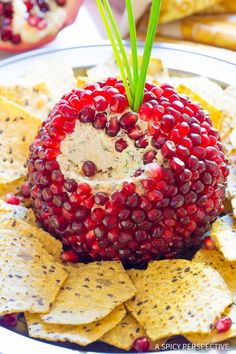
186, 248, 236, 344
40, 262, 136, 325
0, 177, 25, 199
0, 96, 41, 184
126, 259, 232, 341
26, 305, 126, 347
0, 83, 52, 121
0, 218, 62, 261
0, 230, 67, 315
101, 313, 146, 350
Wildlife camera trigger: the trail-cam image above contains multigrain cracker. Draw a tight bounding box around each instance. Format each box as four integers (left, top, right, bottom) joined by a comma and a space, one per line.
126, 260, 232, 340
26, 305, 126, 346
0, 96, 41, 184
41, 262, 136, 325
0, 231, 67, 315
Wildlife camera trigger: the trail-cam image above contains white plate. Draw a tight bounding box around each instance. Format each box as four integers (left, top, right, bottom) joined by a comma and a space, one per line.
0, 42, 235, 354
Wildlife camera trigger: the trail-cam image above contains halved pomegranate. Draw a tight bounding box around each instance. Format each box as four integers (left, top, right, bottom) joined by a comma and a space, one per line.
0, 0, 82, 53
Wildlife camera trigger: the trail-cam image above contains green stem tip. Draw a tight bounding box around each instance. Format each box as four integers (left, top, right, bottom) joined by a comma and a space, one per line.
96, 0, 162, 112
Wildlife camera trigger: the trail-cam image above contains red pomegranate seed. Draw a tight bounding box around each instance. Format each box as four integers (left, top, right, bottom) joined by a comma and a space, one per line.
110, 94, 127, 113
161, 141, 176, 159
95, 192, 109, 206
203, 236, 216, 250
61, 250, 79, 263
115, 138, 128, 152
215, 317, 232, 333
132, 337, 150, 352
120, 112, 138, 130
135, 135, 149, 149
82, 161, 97, 177
93, 113, 107, 129
143, 150, 156, 164
94, 95, 108, 111
5, 194, 20, 205
139, 102, 153, 121
128, 125, 143, 140
106, 117, 120, 136
0, 313, 17, 327
79, 108, 95, 123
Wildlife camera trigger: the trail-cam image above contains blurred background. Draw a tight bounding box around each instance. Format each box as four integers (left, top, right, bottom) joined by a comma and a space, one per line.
0, 0, 236, 59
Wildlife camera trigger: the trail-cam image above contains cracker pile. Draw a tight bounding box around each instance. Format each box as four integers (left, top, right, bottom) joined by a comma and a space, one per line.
0, 58, 236, 351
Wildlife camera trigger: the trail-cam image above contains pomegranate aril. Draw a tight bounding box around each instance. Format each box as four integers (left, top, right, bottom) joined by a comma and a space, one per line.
61, 250, 79, 263
131, 337, 150, 352
143, 150, 156, 164
110, 94, 127, 113
5, 194, 20, 205
135, 135, 148, 149
203, 236, 216, 250
161, 141, 176, 159
94, 95, 108, 111
1, 313, 17, 327
120, 112, 138, 129
95, 192, 109, 206
161, 114, 175, 132
79, 108, 95, 123
138, 102, 153, 121
93, 113, 107, 129
115, 138, 128, 152
82, 161, 97, 177
106, 117, 120, 137
215, 317, 232, 333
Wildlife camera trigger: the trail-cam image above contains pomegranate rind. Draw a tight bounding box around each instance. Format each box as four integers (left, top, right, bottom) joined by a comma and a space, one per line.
40, 262, 136, 325
0, 0, 83, 53
186, 248, 236, 343
25, 305, 126, 346
126, 259, 232, 340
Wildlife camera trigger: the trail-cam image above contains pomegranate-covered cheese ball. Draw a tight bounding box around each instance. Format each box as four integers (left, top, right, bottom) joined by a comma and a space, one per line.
28, 78, 229, 264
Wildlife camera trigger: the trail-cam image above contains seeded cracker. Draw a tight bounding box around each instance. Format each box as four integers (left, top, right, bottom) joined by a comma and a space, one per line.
101, 313, 146, 350
0, 96, 41, 184
211, 214, 236, 261
25, 305, 126, 346
0, 82, 52, 120
0, 199, 36, 225
0, 218, 62, 261
0, 231, 67, 315
126, 259, 232, 341
185, 248, 236, 344
41, 262, 136, 325
0, 177, 25, 199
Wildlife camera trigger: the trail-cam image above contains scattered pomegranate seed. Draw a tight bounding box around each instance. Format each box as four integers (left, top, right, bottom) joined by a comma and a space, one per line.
5, 194, 20, 205
0, 313, 17, 327
60, 250, 79, 263
132, 337, 150, 352
203, 236, 216, 250
82, 161, 97, 177
215, 317, 232, 333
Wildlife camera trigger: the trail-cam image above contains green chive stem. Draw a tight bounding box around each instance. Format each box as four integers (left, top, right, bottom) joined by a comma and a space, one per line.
133, 0, 162, 111
103, 0, 133, 91
125, 0, 139, 95
96, 0, 133, 107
